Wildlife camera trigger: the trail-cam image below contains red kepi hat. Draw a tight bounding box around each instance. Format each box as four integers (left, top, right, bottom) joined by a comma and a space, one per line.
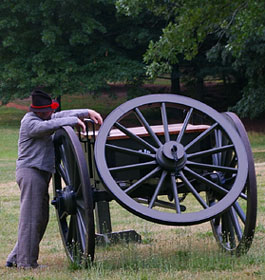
29, 90, 59, 112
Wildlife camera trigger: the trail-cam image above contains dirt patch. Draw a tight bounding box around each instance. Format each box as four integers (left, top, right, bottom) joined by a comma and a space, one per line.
242, 117, 265, 132
5, 102, 29, 111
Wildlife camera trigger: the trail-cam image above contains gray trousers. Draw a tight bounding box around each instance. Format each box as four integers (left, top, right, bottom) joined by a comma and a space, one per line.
7, 167, 51, 268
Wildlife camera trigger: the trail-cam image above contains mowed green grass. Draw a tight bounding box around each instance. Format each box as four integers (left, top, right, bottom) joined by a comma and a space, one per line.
0, 107, 23, 183
0, 103, 265, 280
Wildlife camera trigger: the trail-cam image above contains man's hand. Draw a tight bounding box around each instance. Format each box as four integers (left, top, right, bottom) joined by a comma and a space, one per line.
76, 118, 86, 133
88, 109, 103, 125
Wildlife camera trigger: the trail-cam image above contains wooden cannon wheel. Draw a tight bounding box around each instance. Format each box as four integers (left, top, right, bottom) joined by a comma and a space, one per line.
208, 112, 257, 255
52, 126, 95, 264
94, 94, 249, 226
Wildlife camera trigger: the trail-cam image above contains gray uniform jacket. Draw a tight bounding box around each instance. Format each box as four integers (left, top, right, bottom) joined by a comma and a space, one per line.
16, 109, 89, 173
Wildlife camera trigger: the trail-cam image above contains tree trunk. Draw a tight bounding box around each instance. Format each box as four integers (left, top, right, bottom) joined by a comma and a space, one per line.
171, 64, 181, 94
196, 77, 204, 102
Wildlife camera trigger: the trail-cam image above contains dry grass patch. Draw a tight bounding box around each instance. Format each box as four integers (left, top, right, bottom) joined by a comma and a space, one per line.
0, 136, 264, 279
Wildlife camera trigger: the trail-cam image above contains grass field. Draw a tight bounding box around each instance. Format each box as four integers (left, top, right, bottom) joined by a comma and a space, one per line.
0, 101, 264, 280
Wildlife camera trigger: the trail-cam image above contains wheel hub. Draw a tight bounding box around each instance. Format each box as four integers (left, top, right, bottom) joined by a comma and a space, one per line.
52, 186, 77, 215
156, 141, 187, 171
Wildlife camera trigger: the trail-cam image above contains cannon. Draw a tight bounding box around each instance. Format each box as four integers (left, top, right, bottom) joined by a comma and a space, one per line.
51, 94, 257, 264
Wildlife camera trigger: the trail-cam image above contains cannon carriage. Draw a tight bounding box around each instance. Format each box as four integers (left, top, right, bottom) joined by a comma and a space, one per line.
51, 94, 257, 264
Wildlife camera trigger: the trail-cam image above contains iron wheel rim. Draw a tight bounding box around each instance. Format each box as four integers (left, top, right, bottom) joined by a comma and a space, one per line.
209, 112, 257, 254
95, 94, 248, 225
53, 126, 95, 264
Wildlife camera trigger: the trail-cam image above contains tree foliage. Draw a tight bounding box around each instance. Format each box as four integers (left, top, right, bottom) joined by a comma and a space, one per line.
0, 0, 162, 103
117, 0, 265, 117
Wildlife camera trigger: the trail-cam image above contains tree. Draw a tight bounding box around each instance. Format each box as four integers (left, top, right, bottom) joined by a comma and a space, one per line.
0, 0, 163, 103
117, 0, 265, 117
229, 33, 265, 118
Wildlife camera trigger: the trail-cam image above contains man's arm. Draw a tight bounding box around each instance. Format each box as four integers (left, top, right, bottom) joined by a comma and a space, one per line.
27, 116, 80, 138
52, 109, 89, 119
52, 109, 103, 124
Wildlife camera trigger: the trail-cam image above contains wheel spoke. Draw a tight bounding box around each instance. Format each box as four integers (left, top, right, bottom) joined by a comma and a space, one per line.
75, 183, 82, 198
76, 209, 87, 252
177, 108, 193, 143
109, 160, 157, 172
106, 144, 156, 159
114, 122, 157, 152
220, 213, 230, 246
184, 166, 229, 196
149, 170, 168, 209
161, 103, 170, 142
218, 130, 230, 167
229, 154, 237, 168
72, 161, 79, 191
212, 130, 219, 165
187, 144, 234, 159
66, 216, 74, 246
233, 201, 246, 224
184, 166, 246, 200
179, 170, 208, 209
59, 145, 67, 167
222, 148, 234, 168
229, 206, 243, 241
64, 142, 76, 184
170, 173, 181, 213
213, 215, 221, 228
76, 198, 86, 210
59, 210, 68, 220
226, 212, 237, 248
72, 218, 83, 258
60, 216, 68, 240
64, 143, 80, 191
185, 122, 219, 151
125, 166, 161, 194
57, 164, 70, 185
59, 145, 71, 185
186, 160, 237, 173
134, 107, 162, 147
214, 129, 223, 166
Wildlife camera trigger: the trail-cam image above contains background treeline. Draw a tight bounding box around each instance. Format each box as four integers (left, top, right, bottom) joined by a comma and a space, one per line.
0, 0, 264, 118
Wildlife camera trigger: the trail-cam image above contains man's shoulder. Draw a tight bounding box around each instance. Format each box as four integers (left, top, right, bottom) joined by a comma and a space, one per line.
22, 112, 38, 120
21, 112, 41, 124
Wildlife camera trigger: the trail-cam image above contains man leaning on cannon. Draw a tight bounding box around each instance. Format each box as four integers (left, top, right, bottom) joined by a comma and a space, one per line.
6, 89, 102, 269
